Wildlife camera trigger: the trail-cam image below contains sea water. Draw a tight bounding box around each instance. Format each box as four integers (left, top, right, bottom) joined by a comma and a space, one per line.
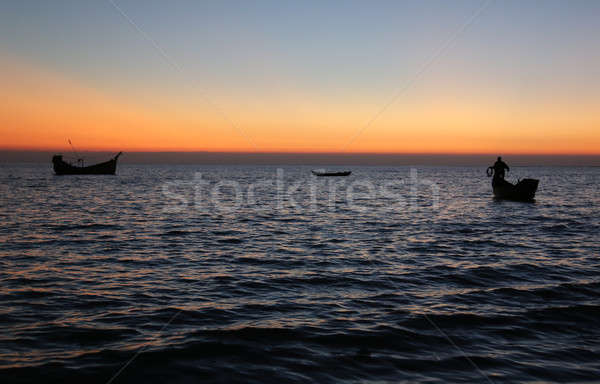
1, 164, 598, 382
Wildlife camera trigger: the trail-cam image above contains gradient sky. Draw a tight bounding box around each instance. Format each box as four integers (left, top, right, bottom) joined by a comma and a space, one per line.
1, 0, 599, 154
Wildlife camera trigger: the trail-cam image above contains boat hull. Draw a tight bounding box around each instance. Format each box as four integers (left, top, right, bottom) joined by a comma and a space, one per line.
311, 170, 351, 176
52, 153, 122, 175
492, 178, 538, 202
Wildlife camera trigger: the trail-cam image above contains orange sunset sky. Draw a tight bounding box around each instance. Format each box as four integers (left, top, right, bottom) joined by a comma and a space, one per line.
1, 1, 599, 155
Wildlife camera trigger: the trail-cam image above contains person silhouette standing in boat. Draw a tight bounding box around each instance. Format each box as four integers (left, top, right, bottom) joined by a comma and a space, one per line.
489, 156, 510, 183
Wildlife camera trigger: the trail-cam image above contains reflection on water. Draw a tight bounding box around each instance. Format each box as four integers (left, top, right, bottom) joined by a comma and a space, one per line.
0, 164, 599, 383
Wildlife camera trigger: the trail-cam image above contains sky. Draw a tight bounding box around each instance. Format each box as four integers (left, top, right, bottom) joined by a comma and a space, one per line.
1, 0, 599, 154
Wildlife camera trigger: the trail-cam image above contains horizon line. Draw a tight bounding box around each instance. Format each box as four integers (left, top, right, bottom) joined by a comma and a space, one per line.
2, 149, 599, 166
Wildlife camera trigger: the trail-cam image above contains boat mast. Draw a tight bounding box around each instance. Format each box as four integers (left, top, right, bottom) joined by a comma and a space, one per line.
68, 139, 84, 167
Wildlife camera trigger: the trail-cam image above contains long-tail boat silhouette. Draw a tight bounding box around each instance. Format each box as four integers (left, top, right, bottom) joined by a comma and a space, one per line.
52, 152, 122, 175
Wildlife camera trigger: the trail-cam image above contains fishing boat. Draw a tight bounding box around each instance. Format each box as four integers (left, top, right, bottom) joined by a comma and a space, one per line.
492, 177, 539, 202
52, 152, 122, 175
311, 170, 352, 177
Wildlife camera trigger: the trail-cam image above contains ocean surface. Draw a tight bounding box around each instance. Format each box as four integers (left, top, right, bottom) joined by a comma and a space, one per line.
1, 164, 599, 383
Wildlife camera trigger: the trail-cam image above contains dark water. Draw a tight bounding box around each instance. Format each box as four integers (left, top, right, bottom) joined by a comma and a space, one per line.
1, 164, 599, 383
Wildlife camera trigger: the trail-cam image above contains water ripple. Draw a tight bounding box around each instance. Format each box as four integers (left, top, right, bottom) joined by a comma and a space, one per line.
1, 164, 599, 382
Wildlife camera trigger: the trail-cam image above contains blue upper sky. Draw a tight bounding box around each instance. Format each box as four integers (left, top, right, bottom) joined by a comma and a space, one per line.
2, 0, 598, 100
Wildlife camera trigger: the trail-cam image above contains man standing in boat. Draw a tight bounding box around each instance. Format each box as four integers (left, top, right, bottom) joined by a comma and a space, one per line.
491, 156, 510, 180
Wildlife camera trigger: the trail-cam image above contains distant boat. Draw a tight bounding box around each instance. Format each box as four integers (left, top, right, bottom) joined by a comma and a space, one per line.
311, 170, 351, 177
492, 178, 538, 202
52, 152, 122, 175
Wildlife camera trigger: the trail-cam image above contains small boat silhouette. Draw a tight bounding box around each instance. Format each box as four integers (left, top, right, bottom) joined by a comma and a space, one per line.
52, 152, 122, 175
492, 178, 538, 202
311, 170, 351, 177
